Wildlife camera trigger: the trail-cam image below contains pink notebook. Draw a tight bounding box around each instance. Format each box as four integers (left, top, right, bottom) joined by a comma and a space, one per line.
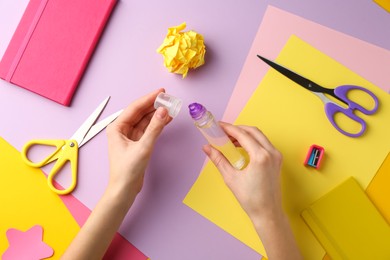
0, 0, 116, 106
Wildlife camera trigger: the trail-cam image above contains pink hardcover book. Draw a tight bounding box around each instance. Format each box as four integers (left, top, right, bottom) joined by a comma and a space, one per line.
0, 0, 117, 106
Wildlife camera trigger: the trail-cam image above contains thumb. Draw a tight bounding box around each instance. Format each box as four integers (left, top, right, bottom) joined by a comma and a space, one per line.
141, 107, 168, 148
203, 144, 235, 179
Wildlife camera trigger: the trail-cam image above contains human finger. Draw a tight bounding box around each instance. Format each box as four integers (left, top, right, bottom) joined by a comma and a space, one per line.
129, 109, 173, 141
135, 109, 173, 135
231, 124, 275, 152
202, 144, 236, 180
218, 122, 263, 154
224, 132, 242, 147
128, 110, 155, 140
115, 88, 165, 127
140, 107, 169, 150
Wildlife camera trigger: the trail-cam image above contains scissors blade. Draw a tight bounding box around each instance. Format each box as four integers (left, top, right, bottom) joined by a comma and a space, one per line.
70, 96, 111, 145
78, 109, 123, 147
256, 55, 349, 105
257, 55, 325, 91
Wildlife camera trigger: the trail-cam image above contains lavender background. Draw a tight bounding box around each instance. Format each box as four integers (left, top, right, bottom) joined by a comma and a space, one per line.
1, 0, 389, 259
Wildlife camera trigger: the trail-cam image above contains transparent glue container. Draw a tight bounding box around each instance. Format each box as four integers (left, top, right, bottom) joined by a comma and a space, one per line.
188, 103, 246, 170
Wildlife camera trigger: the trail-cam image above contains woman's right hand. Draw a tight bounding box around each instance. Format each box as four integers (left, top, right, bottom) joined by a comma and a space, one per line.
202, 122, 302, 260
202, 122, 283, 221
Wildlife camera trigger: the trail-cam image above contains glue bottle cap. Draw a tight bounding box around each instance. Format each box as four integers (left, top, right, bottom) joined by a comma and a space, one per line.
154, 92, 182, 118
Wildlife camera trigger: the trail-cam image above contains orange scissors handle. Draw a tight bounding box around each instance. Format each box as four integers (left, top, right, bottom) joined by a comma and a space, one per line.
21, 139, 79, 195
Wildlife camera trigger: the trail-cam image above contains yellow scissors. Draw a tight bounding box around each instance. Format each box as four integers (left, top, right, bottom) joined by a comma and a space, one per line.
21, 97, 123, 195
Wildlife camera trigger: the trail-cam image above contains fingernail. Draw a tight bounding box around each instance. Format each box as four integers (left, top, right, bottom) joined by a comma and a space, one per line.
156, 107, 168, 120
202, 144, 211, 155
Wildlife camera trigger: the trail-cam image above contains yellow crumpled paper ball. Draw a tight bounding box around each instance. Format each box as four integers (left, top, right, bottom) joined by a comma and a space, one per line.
157, 22, 206, 78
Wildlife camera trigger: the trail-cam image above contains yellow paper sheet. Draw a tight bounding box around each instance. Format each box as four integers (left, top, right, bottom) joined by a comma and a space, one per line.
366, 152, 390, 222
183, 35, 390, 259
322, 152, 390, 259
374, 0, 390, 12
0, 137, 80, 259
302, 177, 390, 259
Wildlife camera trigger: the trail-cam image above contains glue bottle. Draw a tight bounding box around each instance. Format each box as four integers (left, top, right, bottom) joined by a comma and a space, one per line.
189, 102, 246, 170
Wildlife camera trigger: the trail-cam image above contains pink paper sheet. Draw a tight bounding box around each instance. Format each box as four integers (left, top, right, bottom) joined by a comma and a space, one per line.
223, 5, 390, 123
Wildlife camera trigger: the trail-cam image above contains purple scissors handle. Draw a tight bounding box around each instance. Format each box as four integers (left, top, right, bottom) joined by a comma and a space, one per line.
325, 85, 379, 137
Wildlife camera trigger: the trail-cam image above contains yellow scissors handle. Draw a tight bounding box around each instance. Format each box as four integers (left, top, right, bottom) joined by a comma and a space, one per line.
21, 139, 79, 195
21, 139, 65, 167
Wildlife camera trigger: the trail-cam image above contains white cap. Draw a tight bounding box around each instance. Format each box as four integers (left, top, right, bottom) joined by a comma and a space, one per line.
154, 92, 182, 118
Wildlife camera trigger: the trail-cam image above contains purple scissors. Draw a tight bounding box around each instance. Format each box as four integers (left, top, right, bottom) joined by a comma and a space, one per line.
257, 55, 379, 137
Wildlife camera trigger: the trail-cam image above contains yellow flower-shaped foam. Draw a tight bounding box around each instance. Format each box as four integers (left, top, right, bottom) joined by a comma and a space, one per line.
157, 22, 206, 78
